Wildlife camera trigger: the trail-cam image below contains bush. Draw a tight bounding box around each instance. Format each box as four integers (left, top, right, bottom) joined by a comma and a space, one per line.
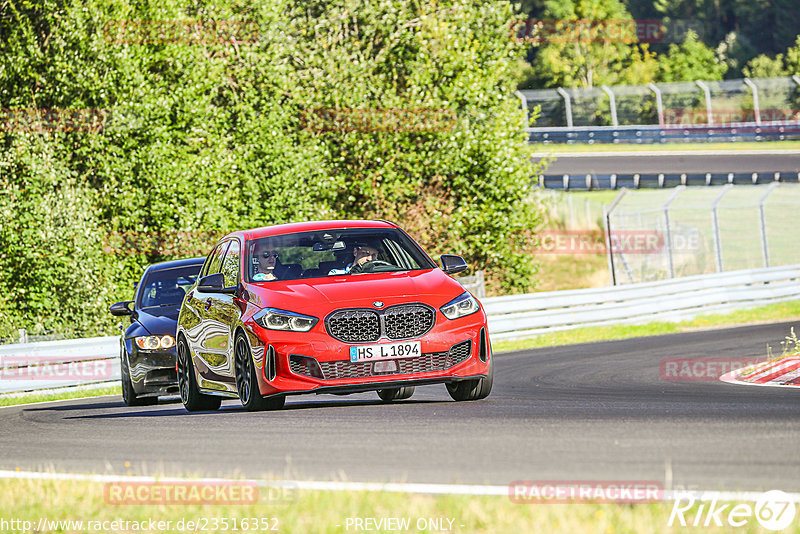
0, 0, 543, 336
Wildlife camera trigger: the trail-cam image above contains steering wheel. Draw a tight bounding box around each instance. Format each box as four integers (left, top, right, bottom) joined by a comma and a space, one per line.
352, 260, 393, 273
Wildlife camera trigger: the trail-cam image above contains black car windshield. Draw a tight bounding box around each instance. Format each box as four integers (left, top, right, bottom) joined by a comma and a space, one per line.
138, 265, 201, 312
246, 228, 436, 282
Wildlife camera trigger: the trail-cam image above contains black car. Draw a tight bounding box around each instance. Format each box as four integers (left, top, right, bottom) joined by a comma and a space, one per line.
109, 257, 204, 406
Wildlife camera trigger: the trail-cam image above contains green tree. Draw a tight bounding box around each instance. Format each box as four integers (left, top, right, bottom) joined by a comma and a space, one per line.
742, 54, 787, 78
530, 0, 655, 88
658, 30, 727, 82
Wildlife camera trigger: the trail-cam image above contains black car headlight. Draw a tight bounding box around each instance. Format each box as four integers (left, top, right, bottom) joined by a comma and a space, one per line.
254, 308, 318, 332
134, 335, 175, 351
440, 292, 480, 320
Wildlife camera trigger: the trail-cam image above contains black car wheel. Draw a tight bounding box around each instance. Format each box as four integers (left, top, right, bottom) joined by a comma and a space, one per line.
177, 337, 221, 412
234, 333, 285, 411
377, 386, 415, 402
120, 353, 157, 407
446, 358, 493, 401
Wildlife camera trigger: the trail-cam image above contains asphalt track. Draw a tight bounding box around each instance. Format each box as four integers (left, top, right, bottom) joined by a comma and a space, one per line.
2, 321, 799, 492
539, 152, 800, 175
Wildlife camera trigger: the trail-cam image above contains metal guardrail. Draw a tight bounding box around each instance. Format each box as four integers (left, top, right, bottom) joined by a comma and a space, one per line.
0, 336, 120, 394
483, 264, 800, 341
1, 265, 799, 393
527, 121, 800, 145
541, 171, 800, 190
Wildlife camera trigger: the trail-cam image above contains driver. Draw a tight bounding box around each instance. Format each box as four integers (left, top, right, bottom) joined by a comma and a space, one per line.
253, 243, 281, 281
328, 242, 379, 275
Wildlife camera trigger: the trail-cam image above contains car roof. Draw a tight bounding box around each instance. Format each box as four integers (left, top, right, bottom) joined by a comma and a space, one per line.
225, 220, 400, 242
144, 257, 206, 272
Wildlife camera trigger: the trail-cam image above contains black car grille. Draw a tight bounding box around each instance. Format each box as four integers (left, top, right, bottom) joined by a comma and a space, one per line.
291, 340, 472, 380
326, 309, 381, 342
325, 303, 435, 343
384, 304, 435, 339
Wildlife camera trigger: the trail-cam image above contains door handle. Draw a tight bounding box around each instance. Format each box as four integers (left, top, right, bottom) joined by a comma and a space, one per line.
204, 298, 212, 311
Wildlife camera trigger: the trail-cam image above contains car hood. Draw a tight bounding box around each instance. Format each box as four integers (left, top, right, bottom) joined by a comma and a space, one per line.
247, 269, 465, 313
135, 307, 180, 336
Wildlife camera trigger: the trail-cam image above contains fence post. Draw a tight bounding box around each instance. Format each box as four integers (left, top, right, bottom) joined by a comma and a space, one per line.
663, 186, 685, 279
759, 182, 781, 268
18, 328, 28, 344
742, 78, 761, 125
601, 85, 618, 127
648, 83, 664, 127
556, 87, 573, 128
604, 188, 628, 286
695, 81, 713, 125
515, 90, 529, 131
711, 184, 732, 272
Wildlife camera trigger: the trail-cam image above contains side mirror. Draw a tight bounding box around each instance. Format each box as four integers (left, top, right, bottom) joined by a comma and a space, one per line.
197, 273, 237, 295
440, 254, 468, 275
109, 301, 134, 317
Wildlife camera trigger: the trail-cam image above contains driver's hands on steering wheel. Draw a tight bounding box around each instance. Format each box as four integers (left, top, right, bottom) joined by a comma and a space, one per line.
351, 260, 392, 273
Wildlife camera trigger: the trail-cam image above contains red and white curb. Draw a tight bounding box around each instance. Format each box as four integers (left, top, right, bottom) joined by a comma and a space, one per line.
720, 356, 800, 388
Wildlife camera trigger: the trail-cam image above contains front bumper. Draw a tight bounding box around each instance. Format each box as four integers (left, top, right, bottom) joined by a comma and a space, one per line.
126, 341, 178, 395
250, 313, 491, 397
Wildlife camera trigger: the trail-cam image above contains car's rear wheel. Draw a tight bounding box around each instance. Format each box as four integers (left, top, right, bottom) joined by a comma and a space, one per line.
120, 354, 157, 407
234, 333, 285, 411
177, 337, 221, 412
446, 358, 493, 401
377, 386, 415, 402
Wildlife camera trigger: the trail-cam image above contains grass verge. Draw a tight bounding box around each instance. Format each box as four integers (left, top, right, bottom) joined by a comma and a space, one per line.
0, 384, 121, 408
530, 140, 800, 153
492, 299, 800, 353
3, 477, 792, 534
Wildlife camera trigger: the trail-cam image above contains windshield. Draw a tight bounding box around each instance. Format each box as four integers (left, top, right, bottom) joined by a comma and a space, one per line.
137, 264, 202, 311
246, 228, 435, 282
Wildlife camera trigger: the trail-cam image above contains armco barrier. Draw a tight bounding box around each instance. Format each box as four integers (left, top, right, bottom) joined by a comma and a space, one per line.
528, 121, 800, 145
540, 171, 800, 190
483, 264, 800, 341
0, 336, 120, 394
2, 265, 799, 393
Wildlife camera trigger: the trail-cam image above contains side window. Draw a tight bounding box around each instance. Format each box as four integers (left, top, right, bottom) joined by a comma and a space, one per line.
221, 240, 240, 287
205, 242, 229, 277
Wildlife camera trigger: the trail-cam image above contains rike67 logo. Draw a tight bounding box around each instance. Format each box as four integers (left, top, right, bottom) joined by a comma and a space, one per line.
669, 490, 797, 531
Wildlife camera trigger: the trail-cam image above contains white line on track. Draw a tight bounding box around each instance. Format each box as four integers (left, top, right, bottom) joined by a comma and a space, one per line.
531, 150, 800, 158
2, 470, 799, 502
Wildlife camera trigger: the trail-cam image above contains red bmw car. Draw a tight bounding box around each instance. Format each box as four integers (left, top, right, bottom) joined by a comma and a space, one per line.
176, 220, 492, 411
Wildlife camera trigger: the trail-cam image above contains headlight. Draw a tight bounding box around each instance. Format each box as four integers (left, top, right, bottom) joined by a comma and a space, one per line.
134, 335, 175, 350
254, 308, 318, 332
440, 292, 480, 320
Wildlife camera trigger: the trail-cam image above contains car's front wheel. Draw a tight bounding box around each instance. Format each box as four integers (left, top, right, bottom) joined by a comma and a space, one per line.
177, 337, 221, 412
446, 358, 493, 401
377, 386, 415, 402
234, 333, 285, 411
120, 353, 157, 407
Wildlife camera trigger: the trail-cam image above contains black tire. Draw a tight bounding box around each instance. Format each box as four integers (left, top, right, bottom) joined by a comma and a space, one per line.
446, 358, 493, 401
177, 337, 222, 412
234, 333, 285, 411
377, 386, 415, 402
120, 354, 157, 407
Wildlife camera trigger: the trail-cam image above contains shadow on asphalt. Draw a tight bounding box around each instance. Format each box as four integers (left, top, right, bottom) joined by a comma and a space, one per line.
56, 398, 448, 419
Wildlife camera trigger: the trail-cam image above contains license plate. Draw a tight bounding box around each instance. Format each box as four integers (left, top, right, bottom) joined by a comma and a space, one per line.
349, 341, 421, 362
